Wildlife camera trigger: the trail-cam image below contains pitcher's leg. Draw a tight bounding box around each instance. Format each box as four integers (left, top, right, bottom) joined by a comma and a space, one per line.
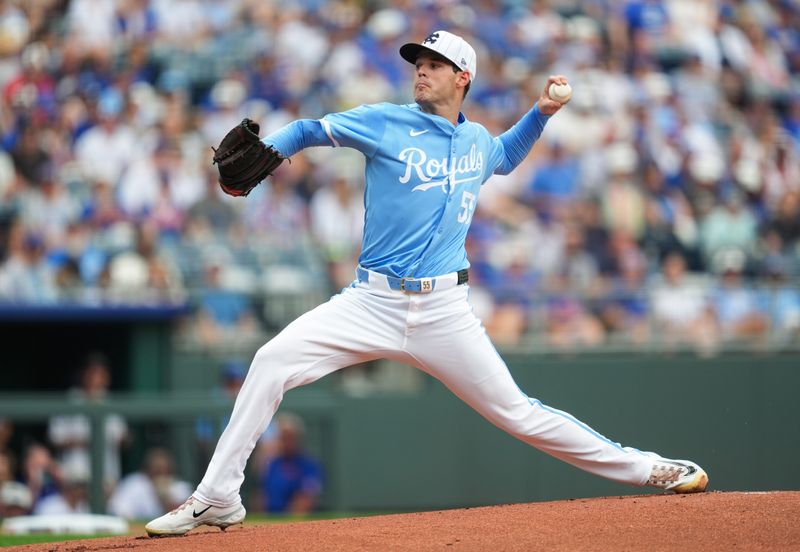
449, 367, 652, 485
408, 295, 652, 486
195, 289, 400, 506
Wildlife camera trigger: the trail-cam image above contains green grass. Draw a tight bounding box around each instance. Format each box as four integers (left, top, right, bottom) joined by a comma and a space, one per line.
0, 512, 390, 547
0, 533, 118, 547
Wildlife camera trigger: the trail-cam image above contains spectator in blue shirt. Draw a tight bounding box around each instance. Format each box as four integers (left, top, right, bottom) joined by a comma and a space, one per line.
258, 413, 322, 515
710, 248, 770, 346
523, 142, 580, 215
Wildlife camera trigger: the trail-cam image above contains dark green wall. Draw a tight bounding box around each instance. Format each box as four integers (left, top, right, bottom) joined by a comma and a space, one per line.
6, 345, 795, 513
272, 352, 800, 511
0, 309, 182, 391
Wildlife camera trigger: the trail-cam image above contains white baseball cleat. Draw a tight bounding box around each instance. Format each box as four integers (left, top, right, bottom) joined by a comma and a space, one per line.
647, 458, 709, 494
145, 496, 246, 537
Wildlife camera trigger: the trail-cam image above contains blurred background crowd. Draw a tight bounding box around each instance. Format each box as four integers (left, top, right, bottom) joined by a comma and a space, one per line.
0, 353, 324, 521
1, 0, 799, 525
1, 0, 800, 353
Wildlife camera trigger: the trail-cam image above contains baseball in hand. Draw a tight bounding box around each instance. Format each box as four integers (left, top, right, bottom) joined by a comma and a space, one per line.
548, 82, 572, 103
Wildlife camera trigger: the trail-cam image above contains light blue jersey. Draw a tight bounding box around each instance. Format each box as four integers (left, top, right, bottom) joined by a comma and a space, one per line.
264, 102, 549, 278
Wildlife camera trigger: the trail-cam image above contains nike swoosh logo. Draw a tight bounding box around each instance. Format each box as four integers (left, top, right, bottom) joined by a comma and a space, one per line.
193, 505, 212, 518
409, 129, 429, 137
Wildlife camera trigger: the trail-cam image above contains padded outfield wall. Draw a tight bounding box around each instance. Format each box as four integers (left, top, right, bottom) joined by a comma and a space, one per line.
255, 351, 800, 511
1, 348, 797, 513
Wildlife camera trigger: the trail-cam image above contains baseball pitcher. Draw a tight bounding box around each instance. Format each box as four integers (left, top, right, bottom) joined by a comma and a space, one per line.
146, 30, 708, 537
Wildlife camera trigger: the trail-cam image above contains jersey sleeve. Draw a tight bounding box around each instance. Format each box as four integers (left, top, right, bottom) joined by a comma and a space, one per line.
319, 103, 387, 158
488, 103, 551, 176
263, 103, 387, 159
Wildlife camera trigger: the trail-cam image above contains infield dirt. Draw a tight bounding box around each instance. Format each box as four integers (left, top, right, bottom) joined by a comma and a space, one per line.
11, 491, 800, 551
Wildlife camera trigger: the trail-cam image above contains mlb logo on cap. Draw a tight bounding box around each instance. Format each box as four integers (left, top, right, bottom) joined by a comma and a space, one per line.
400, 30, 477, 81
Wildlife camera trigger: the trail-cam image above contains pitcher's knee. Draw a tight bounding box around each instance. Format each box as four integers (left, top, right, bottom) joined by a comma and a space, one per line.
252, 337, 298, 368
249, 343, 297, 385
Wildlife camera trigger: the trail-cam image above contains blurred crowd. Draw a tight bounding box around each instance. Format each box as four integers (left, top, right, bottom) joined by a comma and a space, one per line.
0, 353, 323, 521
0, 353, 188, 521
1, 0, 799, 353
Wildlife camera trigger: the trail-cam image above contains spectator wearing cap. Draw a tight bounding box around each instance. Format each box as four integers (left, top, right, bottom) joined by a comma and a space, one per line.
47, 353, 129, 489
0, 221, 58, 303
17, 161, 82, 248
257, 413, 322, 515
196, 359, 252, 465
241, 157, 312, 254
699, 187, 759, 270
765, 270, 800, 343
3, 41, 56, 118
597, 233, 651, 345
574, 198, 614, 275
192, 251, 261, 347
200, 78, 249, 148
105, 221, 186, 304
757, 228, 797, 281
600, 142, 646, 240
361, 9, 410, 90
484, 249, 542, 348
758, 229, 800, 343
650, 250, 719, 356
116, 137, 203, 229
73, 88, 140, 188
65, 0, 117, 60
248, 50, 293, 110
546, 221, 601, 299
639, 160, 699, 268
710, 248, 770, 347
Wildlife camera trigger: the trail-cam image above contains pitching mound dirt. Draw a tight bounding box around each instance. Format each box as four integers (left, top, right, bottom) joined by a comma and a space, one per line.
13, 491, 800, 551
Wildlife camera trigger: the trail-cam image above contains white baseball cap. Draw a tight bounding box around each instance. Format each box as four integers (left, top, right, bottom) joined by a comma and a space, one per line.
400, 30, 477, 81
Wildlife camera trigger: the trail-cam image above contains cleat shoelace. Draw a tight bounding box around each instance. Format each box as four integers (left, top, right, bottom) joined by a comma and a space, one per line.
648, 464, 685, 487
169, 497, 195, 516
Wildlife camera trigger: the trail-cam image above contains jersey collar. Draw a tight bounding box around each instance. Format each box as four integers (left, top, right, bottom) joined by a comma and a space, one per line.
407, 103, 468, 131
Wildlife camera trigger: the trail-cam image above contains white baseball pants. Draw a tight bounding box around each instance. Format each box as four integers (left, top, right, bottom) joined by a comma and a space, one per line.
194, 269, 655, 507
